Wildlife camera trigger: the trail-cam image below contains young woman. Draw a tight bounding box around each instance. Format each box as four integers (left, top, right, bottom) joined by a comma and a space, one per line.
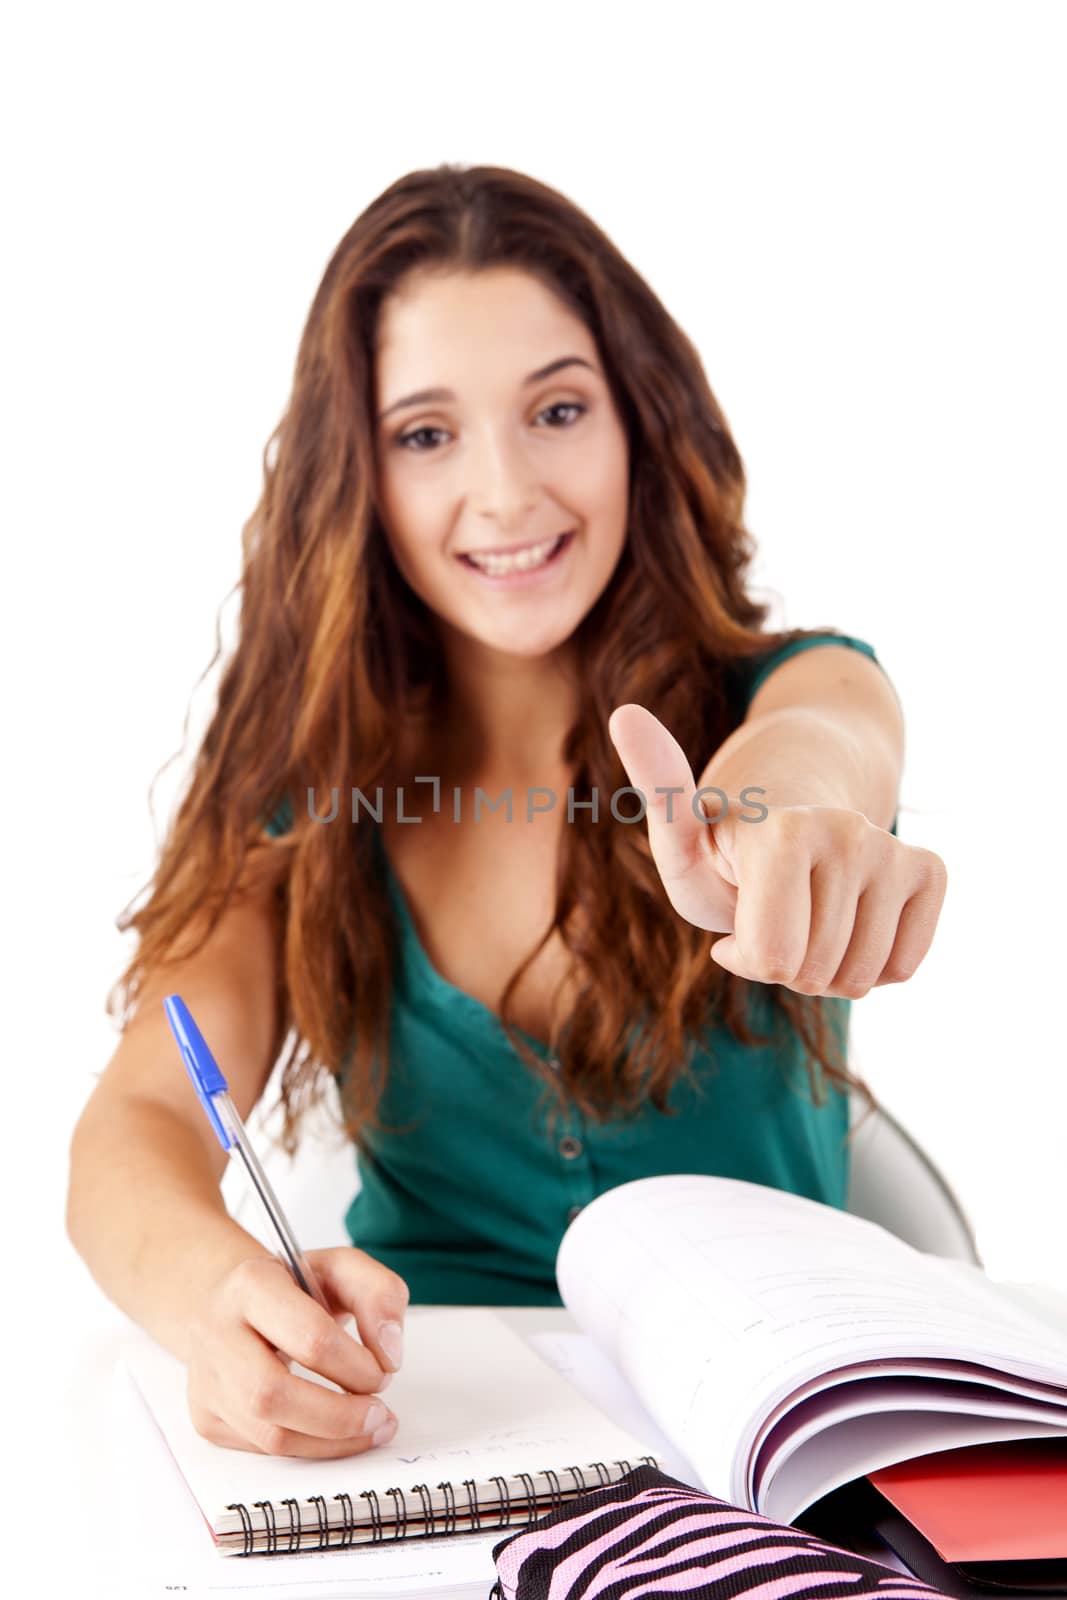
66, 164, 946, 1462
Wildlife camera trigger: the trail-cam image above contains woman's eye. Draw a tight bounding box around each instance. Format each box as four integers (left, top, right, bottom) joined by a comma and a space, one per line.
395, 425, 447, 453
395, 401, 586, 454
540, 400, 586, 428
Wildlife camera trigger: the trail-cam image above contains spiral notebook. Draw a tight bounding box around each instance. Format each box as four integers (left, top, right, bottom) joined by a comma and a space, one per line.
121, 1306, 661, 1557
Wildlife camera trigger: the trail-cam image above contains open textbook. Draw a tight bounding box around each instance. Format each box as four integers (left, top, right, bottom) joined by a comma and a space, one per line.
121, 1174, 1067, 1570
555, 1174, 1067, 1526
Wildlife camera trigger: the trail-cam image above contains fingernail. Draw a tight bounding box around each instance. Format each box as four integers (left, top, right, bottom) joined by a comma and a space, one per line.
378, 1320, 404, 1372
372, 1415, 398, 1447
377, 1369, 393, 1391
363, 1401, 388, 1434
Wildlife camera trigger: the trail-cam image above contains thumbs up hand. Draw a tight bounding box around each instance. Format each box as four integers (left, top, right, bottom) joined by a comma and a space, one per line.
607, 703, 946, 999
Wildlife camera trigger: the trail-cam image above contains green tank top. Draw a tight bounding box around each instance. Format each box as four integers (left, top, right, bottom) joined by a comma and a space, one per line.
266, 633, 897, 1305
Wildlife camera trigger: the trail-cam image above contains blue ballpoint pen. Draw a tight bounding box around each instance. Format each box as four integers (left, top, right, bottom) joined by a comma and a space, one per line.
163, 993, 333, 1313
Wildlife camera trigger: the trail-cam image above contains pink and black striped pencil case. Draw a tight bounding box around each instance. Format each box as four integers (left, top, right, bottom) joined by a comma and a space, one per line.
489, 1463, 950, 1600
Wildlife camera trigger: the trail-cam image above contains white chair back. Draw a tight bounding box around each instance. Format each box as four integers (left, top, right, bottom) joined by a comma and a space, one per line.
846, 1092, 982, 1265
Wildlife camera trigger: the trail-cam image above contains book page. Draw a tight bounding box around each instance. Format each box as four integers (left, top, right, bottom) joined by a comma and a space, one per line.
751, 1355, 1067, 1506
526, 1331, 704, 1487
757, 1373, 1067, 1522
555, 1175, 1067, 1509
122, 1306, 661, 1551
766, 1414, 1067, 1527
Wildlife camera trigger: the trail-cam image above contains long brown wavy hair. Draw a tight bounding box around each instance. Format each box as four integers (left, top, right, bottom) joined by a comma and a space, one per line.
108, 162, 879, 1157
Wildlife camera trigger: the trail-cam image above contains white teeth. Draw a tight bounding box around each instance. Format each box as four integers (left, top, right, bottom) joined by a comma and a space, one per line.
465, 533, 564, 576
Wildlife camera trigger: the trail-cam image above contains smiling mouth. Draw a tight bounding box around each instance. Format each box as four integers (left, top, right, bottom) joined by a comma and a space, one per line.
458, 531, 573, 575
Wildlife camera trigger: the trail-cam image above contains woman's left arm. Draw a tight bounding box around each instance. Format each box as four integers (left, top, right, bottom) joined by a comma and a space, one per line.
700, 643, 905, 827
608, 648, 948, 1000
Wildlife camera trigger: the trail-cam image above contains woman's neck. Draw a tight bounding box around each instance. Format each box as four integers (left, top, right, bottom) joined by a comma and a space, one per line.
429, 631, 581, 788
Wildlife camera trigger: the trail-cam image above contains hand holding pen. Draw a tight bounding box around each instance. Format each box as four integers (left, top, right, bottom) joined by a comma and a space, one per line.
163, 995, 407, 1459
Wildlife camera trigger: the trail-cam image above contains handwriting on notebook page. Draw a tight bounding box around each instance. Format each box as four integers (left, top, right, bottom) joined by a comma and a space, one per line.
395, 1434, 586, 1465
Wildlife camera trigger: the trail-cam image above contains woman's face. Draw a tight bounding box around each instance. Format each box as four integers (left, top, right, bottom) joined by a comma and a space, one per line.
373, 266, 630, 661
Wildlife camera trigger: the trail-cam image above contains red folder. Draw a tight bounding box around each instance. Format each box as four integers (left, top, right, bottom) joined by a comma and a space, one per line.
868, 1438, 1067, 1561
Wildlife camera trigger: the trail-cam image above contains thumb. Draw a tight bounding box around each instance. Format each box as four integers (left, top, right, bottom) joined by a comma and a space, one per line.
608, 703, 709, 887
307, 1246, 410, 1375
609, 702, 738, 935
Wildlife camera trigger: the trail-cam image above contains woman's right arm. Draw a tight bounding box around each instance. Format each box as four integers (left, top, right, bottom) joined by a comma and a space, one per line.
66, 889, 407, 1458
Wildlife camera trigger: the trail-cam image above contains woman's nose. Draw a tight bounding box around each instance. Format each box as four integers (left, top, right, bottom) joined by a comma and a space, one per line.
466, 425, 540, 524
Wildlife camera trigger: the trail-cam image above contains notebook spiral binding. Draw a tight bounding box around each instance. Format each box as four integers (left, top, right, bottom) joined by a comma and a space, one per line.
225, 1455, 658, 1557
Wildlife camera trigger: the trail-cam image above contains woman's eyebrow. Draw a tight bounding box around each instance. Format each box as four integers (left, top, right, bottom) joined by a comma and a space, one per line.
377, 355, 600, 423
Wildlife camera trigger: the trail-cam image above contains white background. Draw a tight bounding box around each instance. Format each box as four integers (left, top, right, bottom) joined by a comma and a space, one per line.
3, 1, 1065, 1586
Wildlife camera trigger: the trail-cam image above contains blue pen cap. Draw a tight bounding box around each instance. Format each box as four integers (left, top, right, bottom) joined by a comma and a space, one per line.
164, 994, 233, 1150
